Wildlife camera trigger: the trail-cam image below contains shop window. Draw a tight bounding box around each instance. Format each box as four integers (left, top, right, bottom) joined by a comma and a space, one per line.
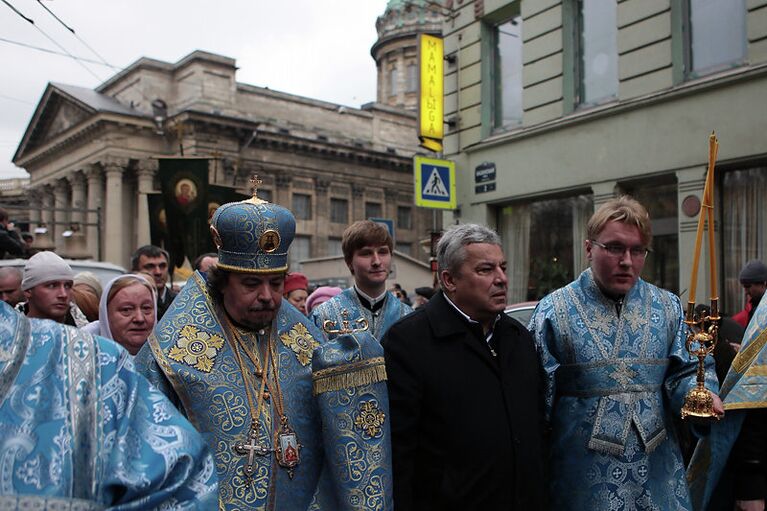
621, 181, 679, 295
721, 167, 767, 314
498, 194, 593, 301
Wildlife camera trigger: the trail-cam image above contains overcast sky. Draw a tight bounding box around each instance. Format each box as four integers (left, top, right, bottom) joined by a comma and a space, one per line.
0, 0, 390, 178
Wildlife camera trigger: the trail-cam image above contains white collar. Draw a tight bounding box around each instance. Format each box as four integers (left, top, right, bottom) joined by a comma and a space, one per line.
354, 285, 387, 307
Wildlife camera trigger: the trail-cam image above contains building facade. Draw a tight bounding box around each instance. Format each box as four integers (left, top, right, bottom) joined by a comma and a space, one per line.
12, 2, 445, 271
442, 0, 767, 314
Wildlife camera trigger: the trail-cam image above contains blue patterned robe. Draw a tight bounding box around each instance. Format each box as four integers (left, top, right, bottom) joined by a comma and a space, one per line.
310, 288, 411, 342
687, 296, 767, 510
0, 302, 217, 510
135, 272, 392, 510
529, 269, 715, 511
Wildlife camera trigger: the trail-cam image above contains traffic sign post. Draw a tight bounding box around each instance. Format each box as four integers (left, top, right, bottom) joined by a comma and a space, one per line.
414, 155, 456, 210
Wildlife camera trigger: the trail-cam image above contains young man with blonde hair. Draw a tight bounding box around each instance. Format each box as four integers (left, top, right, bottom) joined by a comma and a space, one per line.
529, 195, 722, 510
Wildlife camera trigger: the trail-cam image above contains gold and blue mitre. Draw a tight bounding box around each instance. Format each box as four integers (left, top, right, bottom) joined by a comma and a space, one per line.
210, 197, 296, 273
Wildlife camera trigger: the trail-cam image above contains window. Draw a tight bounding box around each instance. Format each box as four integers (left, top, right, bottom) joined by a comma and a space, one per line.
492, 15, 523, 130
721, 167, 767, 314
406, 63, 418, 92
290, 235, 311, 270
396, 242, 412, 256
330, 198, 348, 224
622, 181, 679, 295
257, 189, 273, 203
397, 206, 412, 230
498, 194, 593, 301
575, 0, 618, 107
365, 202, 382, 219
328, 237, 343, 256
389, 67, 398, 97
292, 193, 312, 220
685, 0, 746, 77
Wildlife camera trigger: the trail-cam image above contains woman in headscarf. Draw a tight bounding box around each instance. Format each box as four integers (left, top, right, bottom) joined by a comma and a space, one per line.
84, 274, 157, 355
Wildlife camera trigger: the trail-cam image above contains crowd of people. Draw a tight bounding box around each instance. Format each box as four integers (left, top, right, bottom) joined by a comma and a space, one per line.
0, 195, 765, 510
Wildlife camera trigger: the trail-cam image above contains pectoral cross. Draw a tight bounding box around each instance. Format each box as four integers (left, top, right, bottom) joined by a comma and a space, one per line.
233, 421, 271, 478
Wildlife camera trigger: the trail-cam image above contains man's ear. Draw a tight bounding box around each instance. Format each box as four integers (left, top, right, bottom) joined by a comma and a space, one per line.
23, 289, 32, 300
584, 239, 593, 262
440, 270, 457, 293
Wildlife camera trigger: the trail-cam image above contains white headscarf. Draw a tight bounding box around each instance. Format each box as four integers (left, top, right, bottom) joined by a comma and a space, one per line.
83, 274, 157, 341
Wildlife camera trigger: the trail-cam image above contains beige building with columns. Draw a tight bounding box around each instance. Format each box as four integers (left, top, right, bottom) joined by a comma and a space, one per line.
440, 0, 767, 314
12, 2, 445, 271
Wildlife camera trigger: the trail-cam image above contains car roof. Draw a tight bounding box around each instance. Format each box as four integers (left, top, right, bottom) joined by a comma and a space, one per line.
0, 258, 126, 287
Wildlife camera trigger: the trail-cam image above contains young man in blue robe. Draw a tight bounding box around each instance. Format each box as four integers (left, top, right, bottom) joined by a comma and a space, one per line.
135, 195, 392, 510
0, 301, 217, 509
529, 196, 723, 510
310, 220, 411, 342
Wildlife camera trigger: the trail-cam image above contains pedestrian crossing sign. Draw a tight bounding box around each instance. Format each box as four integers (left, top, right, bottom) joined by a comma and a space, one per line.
414, 155, 456, 209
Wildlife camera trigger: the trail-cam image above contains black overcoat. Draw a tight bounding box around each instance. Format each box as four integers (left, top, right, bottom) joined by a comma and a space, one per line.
382, 291, 546, 511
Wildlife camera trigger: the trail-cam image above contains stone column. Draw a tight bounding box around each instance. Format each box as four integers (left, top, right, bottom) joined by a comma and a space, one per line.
69, 171, 87, 227
86, 165, 104, 259
275, 174, 292, 209
28, 188, 42, 227
590, 180, 618, 210
676, 166, 710, 304
53, 179, 70, 252
103, 158, 128, 265
314, 178, 331, 257
136, 159, 158, 247
351, 183, 365, 221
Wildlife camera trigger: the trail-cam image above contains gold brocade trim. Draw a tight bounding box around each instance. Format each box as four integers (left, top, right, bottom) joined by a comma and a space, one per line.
312, 357, 387, 396
723, 400, 767, 411
745, 364, 767, 377
215, 263, 288, 274
731, 326, 767, 373
279, 323, 319, 366
168, 325, 225, 373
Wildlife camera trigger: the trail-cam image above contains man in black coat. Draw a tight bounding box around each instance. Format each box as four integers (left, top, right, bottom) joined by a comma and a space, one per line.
382, 223, 546, 511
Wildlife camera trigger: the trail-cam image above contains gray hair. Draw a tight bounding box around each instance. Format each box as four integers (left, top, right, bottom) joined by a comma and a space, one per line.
437, 224, 502, 277
0, 267, 22, 281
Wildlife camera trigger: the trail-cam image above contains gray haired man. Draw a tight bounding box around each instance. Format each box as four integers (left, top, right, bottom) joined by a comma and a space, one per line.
382, 223, 546, 510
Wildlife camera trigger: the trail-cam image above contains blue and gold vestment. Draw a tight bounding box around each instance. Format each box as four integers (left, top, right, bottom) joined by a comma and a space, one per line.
0, 302, 217, 510
136, 272, 392, 510
687, 296, 767, 510
530, 269, 715, 511
310, 288, 411, 342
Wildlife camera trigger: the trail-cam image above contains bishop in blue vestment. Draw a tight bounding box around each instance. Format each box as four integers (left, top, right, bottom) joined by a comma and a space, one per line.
135, 196, 393, 510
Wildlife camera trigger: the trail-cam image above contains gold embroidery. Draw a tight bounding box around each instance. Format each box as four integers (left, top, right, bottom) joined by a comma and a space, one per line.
353, 401, 386, 438
731, 327, 767, 374
279, 323, 319, 366
745, 364, 767, 377
168, 325, 224, 372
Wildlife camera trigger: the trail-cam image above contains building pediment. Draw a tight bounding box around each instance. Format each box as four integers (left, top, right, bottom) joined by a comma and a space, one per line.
13, 82, 142, 164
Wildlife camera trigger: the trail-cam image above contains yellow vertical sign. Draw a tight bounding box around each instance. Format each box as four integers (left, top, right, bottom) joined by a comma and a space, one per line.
418, 34, 444, 144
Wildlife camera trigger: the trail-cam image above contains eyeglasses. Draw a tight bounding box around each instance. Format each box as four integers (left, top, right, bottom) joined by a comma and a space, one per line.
590, 240, 650, 259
